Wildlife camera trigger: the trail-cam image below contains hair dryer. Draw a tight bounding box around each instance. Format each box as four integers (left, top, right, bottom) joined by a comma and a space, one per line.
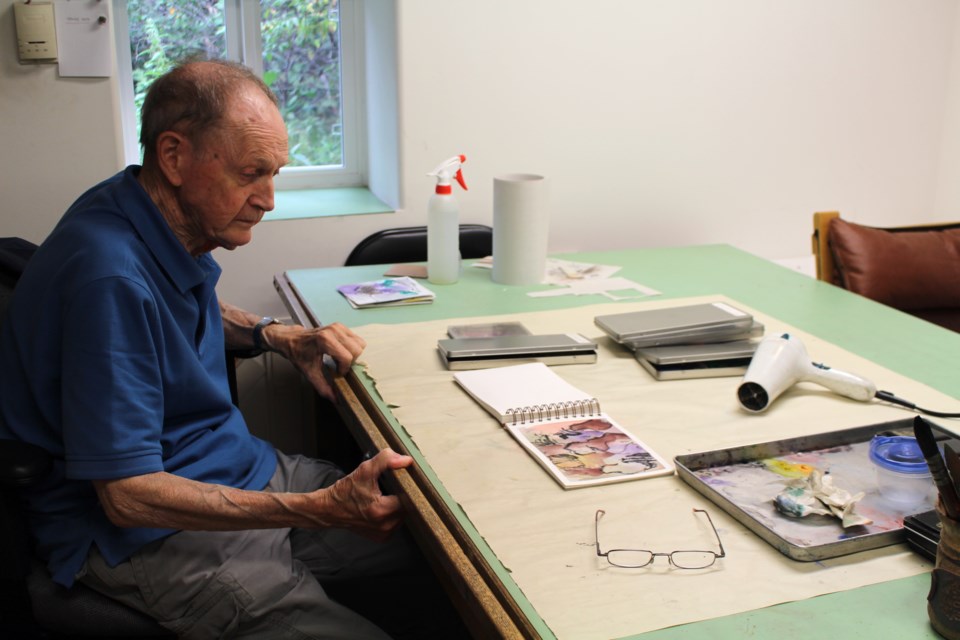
737, 333, 877, 412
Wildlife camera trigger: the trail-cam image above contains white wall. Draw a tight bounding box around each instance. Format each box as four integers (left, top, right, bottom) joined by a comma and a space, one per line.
1, 2, 124, 245
4, 0, 960, 316
936, 3, 960, 215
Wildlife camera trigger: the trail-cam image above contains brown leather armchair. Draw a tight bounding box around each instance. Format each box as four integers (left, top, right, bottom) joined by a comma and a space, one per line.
812, 211, 960, 332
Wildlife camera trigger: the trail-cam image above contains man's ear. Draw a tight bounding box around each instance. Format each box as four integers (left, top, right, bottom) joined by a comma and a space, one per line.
154, 131, 189, 187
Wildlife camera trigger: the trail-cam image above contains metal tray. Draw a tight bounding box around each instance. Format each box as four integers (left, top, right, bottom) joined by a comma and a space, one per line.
675, 418, 949, 561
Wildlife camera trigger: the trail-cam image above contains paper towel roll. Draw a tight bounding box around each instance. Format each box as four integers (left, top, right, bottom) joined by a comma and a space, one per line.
492, 174, 548, 285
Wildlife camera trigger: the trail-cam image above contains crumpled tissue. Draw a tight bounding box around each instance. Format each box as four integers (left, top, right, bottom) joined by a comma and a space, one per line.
774, 469, 872, 528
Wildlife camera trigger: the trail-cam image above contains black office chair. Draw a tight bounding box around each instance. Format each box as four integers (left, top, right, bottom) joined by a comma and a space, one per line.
0, 440, 175, 639
0, 237, 174, 638
344, 224, 493, 266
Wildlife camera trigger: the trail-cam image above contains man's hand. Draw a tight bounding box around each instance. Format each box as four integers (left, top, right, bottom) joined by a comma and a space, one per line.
218, 302, 365, 401
265, 323, 366, 400
314, 449, 414, 541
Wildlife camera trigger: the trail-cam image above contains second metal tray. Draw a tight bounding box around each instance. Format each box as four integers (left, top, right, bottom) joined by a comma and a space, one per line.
675, 418, 949, 561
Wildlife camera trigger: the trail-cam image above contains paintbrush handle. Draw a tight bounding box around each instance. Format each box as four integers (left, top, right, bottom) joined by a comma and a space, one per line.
913, 417, 960, 520
944, 443, 960, 502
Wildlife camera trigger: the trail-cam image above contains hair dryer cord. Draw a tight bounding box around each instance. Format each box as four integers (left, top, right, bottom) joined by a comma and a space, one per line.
875, 390, 960, 418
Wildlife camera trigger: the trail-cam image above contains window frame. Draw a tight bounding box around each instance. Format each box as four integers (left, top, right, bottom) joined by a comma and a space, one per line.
111, 0, 368, 191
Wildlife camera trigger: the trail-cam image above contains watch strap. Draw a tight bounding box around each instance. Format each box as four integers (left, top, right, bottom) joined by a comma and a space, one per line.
252, 316, 282, 352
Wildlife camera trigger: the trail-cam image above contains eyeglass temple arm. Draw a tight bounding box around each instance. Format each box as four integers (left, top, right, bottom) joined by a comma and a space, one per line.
594, 509, 607, 556
693, 508, 726, 558
598, 508, 725, 559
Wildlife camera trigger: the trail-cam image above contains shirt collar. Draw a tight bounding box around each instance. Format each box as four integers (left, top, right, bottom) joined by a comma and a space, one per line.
115, 165, 221, 294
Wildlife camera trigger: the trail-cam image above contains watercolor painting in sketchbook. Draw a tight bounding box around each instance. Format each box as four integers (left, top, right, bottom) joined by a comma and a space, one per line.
515, 416, 669, 486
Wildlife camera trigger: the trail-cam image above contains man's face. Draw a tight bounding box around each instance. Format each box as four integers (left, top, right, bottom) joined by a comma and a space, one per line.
176, 86, 289, 254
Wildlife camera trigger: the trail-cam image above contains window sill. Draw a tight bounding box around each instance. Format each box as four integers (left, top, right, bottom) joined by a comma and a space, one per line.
266, 187, 394, 221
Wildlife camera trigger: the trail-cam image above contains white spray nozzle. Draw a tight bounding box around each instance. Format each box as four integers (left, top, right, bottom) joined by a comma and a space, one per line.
428, 155, 468, 192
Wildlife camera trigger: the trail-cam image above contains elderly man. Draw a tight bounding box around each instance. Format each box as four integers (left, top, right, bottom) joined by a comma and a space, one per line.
0, 59, 461, 638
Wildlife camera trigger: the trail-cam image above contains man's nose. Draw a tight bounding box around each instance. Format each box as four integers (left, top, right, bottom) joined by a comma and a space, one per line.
251, 178, 275, 213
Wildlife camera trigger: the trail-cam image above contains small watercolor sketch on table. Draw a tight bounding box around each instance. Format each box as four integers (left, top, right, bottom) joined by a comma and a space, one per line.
337, 276, 435, 309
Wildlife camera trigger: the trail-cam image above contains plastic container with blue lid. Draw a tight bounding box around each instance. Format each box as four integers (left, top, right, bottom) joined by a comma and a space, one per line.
869, 435, 933, 507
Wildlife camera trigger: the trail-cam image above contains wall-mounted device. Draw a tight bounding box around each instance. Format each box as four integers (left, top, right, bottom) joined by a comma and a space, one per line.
14, 2, 58, 64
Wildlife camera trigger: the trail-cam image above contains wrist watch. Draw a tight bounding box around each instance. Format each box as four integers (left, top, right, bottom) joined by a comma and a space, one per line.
252, 316, 283, 352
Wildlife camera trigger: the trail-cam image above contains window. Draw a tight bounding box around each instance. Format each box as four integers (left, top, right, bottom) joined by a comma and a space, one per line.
113, 0, 365, 191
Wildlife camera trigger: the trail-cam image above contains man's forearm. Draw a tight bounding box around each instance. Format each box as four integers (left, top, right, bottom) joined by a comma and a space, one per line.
93, 450, 410, 540
93, 471, 333, 531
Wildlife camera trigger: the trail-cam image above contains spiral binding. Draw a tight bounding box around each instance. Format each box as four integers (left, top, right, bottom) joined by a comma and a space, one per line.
504, 398, 601, 425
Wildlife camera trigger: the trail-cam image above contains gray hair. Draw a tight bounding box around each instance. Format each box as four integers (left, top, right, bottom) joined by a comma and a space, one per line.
139, 58, 279, 159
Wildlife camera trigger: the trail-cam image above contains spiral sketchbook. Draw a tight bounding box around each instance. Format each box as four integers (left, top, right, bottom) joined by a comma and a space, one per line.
453, 363, 673, 489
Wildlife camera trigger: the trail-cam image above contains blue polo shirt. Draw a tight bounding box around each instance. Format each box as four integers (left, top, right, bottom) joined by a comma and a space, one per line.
0, 166, 276, 587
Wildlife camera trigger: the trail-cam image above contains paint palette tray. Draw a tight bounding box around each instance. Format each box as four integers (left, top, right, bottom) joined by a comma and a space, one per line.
674, 418, 950, 561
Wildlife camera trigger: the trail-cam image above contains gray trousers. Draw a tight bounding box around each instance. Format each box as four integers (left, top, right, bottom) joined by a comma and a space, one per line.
77, 452, 430, 639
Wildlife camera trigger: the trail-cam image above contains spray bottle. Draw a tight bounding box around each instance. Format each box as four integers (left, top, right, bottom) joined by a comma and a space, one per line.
427, 155, 468, 284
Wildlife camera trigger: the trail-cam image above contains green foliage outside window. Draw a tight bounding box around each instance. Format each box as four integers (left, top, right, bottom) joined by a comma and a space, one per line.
126, 0, 342, 167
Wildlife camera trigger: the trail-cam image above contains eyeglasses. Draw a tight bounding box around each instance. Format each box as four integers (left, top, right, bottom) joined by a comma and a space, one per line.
595, 508, 726, 570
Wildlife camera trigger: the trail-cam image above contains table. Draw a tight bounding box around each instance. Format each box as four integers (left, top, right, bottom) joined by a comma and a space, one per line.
274, 245, 960, 639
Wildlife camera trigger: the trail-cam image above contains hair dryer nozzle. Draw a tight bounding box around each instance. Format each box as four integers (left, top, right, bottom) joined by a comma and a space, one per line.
737, 381, 770, 412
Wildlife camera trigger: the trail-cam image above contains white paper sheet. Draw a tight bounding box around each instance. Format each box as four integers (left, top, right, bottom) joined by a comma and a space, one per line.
56, 0, 112, 78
